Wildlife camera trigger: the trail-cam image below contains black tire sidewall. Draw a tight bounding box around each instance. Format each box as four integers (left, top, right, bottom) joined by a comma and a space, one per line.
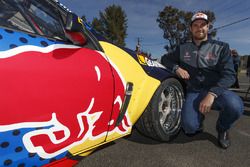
151, 78, 183, 141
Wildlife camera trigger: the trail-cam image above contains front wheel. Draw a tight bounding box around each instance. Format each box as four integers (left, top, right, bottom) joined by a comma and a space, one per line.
136, 78, 184, 141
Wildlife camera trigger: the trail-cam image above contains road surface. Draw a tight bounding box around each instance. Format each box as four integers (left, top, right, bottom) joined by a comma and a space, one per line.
76, 72, 250, 167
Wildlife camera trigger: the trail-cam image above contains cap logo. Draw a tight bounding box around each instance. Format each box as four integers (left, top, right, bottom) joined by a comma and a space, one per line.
191, 12, 208, 23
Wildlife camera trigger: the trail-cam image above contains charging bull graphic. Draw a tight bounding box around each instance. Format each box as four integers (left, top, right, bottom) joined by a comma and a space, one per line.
0, 44, 131, 159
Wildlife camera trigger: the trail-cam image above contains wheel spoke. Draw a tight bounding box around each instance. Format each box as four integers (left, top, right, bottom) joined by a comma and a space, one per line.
136, 79, 184, 141
159, 107, 170, 125
159, 85, 183, 132
160, 91, 167, 102
159, 88, 172, 126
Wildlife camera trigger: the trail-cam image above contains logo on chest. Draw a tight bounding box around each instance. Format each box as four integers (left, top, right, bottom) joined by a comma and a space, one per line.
205, 52, 216, 61
184, 51, 191, 61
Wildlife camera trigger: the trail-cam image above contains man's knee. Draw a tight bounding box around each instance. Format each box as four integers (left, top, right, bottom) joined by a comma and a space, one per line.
217, 94, 244, 122
182, 120, 200, 134
219, 92, 243, 118
226, 95, 243, 117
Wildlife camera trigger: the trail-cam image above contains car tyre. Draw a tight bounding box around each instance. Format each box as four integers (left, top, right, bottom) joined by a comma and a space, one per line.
136, 78, 184, 141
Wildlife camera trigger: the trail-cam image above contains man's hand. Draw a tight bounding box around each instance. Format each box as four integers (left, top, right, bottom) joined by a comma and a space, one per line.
199, 93, 215, 114
175, 67, 190, 80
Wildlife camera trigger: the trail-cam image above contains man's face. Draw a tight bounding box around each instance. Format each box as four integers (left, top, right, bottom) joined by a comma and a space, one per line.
190, 19, 209, 40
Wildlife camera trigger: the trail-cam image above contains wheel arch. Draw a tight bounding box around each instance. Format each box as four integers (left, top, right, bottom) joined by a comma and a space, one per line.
136, 77, 185, 141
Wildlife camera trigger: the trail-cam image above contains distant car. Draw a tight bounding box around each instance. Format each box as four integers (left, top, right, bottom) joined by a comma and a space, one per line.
0, 0, 184, 166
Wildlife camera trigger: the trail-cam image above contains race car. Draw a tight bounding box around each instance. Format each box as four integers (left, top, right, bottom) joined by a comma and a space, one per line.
0, 0, 184, 166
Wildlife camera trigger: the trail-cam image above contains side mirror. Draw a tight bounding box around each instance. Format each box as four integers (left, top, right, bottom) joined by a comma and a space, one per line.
65, 13, 87, 45
65, 13, 83, 32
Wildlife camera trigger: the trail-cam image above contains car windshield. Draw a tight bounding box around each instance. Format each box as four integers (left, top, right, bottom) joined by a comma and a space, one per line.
0, 0, 66, 40
24, 0, 65, 39
0, 0, 34, 33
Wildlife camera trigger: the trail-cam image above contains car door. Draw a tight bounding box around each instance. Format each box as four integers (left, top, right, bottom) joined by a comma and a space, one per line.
0, 0, 115, 166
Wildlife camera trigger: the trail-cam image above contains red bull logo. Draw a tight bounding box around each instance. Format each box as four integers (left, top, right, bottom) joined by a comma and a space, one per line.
0, 44, 131, 159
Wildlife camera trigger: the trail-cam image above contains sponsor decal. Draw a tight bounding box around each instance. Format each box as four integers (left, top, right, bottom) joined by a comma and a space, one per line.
0, 43, 131, 161
137, 54, 165, 68
184, 51, 191, 61
205, 52, 216, 61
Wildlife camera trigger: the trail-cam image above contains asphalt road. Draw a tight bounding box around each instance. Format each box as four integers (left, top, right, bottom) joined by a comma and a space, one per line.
76, 72, 250, 167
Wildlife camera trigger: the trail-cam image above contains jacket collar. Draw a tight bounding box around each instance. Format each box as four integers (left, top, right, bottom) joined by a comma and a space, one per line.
192, 38, 211, 48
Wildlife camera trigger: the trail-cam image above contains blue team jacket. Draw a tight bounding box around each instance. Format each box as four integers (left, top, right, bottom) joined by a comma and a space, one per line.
161, 39, 236, 96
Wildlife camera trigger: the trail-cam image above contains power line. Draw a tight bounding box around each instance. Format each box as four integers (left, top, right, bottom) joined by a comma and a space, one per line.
217, 6, 250, 22
210, 0, 243, 14
143, 42, 166, 46
137, 16, 250, 47
213, 17, 250, 30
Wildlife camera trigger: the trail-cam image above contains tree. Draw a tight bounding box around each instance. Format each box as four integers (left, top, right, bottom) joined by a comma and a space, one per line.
91, 17, 103, 33
157, 6, 216, 52
92, 5, 128, 47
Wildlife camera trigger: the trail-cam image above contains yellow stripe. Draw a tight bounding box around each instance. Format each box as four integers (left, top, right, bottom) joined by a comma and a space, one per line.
100, 41, 160, 124
68, 42, 161, 155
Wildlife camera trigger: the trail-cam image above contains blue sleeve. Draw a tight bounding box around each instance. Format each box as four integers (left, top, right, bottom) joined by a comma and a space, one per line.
209, 43, 236, 96
161, 46, 180, 72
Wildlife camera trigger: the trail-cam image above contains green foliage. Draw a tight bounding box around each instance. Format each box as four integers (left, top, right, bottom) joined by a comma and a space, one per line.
91, 5, 128, 47
92, 17, 103, 33
157, 6, 216, 52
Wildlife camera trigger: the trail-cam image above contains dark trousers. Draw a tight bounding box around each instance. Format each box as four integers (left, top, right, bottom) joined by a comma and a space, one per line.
181, 89, 243, 134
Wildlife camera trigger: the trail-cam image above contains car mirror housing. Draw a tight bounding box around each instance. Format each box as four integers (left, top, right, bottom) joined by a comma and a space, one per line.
65, 13, 87, 45
65, 13, 83, 32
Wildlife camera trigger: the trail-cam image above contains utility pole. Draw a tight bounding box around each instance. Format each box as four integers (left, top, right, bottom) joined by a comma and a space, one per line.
136, 37, 141, 54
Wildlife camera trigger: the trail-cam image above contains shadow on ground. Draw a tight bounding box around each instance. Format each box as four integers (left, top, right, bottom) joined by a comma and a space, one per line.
170, 130, 218, 146
243, 111, 250, 116
126, 128, 219, 148
238, 96, 250, 116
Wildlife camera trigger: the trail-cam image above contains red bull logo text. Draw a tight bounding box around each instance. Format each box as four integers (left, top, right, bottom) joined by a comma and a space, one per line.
0, 44, 131, 159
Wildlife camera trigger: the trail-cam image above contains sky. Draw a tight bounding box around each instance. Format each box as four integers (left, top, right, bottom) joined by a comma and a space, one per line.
60, 0, 250, 58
